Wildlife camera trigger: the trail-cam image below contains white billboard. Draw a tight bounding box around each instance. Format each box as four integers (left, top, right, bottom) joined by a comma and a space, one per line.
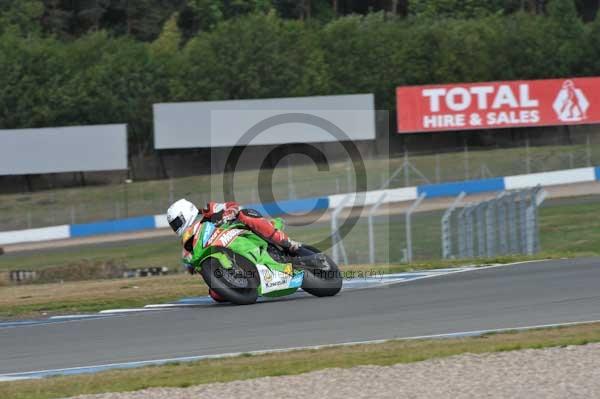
153, 94, 375, 149
0, 124, 128, 175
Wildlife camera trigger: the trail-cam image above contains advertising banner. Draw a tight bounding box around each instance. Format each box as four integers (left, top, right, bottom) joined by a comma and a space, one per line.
0, 124, 127, 175
153, 94, 375, 149
396, 77, 600, 133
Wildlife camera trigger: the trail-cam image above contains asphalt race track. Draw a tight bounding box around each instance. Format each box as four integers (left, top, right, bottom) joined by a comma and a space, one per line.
2, 258, 600, 375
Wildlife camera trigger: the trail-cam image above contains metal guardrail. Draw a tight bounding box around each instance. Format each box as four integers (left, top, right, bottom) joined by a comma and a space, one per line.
7, 267, 170, 284
442, 186, 547, 259
9, 270, 37, 283
121, 267, 170, 278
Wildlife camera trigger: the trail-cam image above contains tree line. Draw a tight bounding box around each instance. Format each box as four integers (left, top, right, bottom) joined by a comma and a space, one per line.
1, 0, 600, 154
3, 1, 599, 41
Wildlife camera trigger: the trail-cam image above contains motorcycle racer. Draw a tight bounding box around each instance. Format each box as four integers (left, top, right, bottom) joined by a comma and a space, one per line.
166, 198, 302, 256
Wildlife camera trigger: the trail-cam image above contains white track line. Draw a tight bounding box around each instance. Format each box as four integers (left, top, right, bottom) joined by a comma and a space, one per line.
143, 304, 204, 309
49, 315, 112, 320
0, 376, 32, 382
98, 308, 159, 314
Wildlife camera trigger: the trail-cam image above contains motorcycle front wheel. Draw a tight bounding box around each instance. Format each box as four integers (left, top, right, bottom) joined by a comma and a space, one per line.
297, 246, 343, 297
200, 254, 259, 305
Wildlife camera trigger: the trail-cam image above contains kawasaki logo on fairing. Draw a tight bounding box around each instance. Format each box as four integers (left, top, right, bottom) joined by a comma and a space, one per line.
263, 269, 273, 282
265, 279, 287, 288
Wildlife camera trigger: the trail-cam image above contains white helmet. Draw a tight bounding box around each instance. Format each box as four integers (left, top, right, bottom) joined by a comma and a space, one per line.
167, 199, 199, 237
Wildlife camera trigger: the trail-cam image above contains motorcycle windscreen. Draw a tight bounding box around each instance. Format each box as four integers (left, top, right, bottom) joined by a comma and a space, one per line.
201, 222, 216, 247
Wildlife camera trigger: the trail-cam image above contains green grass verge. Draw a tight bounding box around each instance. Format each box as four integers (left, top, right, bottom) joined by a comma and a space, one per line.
539, 197, 600, 255
0, 238, 181, 272
2, 322, 600, 399
0, 275, 207, 319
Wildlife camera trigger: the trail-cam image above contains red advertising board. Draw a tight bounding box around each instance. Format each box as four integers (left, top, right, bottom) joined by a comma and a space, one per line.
396, 77, 600, 133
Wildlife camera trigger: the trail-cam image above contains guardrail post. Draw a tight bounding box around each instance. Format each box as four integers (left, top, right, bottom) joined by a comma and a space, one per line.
486, 197, 497, 258
507, 192, 519, 254
519, 190, 528, 254
457, 206, 467, 259
441, 192, 466, 259
476, 202, 487, 257
496, 192, 508, 256
368, 192, 387, 264
331, 194, 352, 265
465, 204, 475, 258
524, 187, 543, 256
406, 193, 426, 263
533, 187, 547, 254
525, 205, 535, 255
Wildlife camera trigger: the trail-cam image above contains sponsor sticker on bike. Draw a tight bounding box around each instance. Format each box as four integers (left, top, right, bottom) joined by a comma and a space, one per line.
256, 264, 295, 294
208, 228, 245, 248
289, 272, 304, 289
201, 222, 216, 247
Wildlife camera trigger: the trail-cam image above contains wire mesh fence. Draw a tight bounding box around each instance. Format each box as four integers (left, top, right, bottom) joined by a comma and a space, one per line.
323, 186, 553, 266
442, 187, 547, 260
2, 133, 600, 232
324, 200, 450, 266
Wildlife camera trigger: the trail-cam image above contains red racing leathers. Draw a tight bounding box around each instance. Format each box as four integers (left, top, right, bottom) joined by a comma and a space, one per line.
200, 201, 299, 251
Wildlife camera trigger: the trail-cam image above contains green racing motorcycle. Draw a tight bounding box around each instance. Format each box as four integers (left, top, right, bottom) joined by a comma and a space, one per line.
182, 218, 342, 305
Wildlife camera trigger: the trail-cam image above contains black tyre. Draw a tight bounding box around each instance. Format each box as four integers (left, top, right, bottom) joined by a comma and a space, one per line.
298, 246, 343, 297
208, 288, 229, 303
200, 254, 259, 305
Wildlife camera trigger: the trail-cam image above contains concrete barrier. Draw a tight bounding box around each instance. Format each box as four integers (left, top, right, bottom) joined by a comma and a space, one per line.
0, 225, 70, 246
70, 216, 157, 238
504, 167, 596, 190
1, 165, 599, 245
418, 177, 505, 198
